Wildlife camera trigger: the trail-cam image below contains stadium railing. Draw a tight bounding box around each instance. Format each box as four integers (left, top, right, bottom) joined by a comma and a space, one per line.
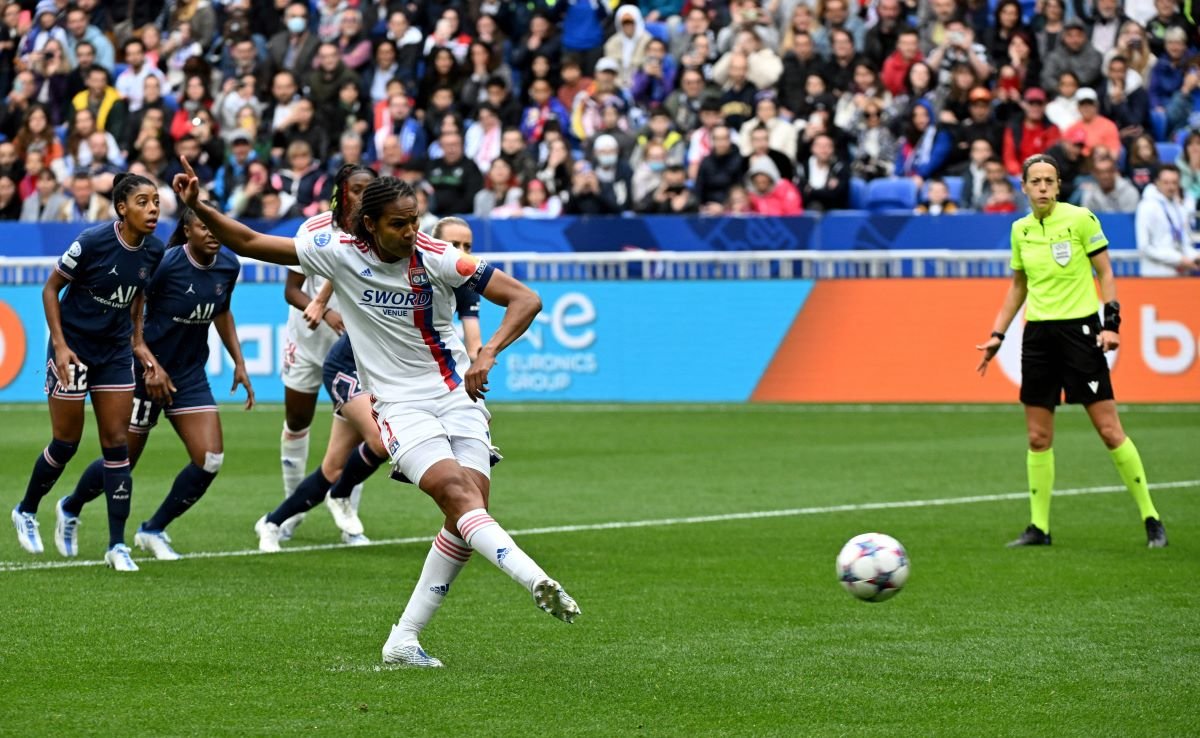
0, 250, 1142, 285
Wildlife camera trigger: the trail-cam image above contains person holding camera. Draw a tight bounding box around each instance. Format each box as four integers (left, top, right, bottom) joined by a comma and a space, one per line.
927, 17, 992, 89
640, 164, 700, 214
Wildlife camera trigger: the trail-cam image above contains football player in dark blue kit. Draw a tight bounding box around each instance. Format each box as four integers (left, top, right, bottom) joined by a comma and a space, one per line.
57, 204, 254, 563
11, 174, 165, 572
430, 217, 483, 361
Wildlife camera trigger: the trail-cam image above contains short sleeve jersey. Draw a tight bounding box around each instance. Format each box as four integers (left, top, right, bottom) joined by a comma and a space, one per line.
453, 283, 481, 321
141, 245, 241, 374
1010, 202, 1109, 322
285, 212, 344, 357
296, 230, 496, 401
55, 221, 166, 347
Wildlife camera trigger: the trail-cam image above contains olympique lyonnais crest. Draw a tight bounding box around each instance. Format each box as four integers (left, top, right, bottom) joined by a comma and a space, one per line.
409, 266, 429, 287
314, 232, 332, 247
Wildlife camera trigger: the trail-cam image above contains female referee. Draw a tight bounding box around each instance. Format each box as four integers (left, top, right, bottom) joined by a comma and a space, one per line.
976, 153, 1167, 548
173, 159, 579, 667
56, 205, 255, 566
11, 174, 165, 571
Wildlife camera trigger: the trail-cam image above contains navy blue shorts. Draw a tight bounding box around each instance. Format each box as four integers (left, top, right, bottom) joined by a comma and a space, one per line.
129, 365, 216, 433
44, 339, 134, 400
322, 335, 365, 418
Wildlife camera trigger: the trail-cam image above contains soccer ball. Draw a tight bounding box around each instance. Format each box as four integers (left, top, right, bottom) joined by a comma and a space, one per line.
836, 533, 910, 602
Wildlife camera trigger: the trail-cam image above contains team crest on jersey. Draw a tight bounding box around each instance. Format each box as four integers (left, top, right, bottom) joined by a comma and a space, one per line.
409, 266, 429, 287
68, 241, 82, 257
313, 232, 332, 247
138, 267, 149, 279
215, 283, 225, 296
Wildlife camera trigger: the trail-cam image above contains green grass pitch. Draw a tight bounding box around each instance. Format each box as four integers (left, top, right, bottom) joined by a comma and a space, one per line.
0, 403, 1197, 737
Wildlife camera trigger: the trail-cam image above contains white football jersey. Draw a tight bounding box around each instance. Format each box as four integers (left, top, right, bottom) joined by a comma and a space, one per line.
285, 212, 344, 359
296, 230, 495, 401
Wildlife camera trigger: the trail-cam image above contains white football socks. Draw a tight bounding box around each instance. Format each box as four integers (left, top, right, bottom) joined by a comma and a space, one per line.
394, 528, 471, 643
457, 508, 546, 592
349, 483, 364, 514
280, 423, 310, 497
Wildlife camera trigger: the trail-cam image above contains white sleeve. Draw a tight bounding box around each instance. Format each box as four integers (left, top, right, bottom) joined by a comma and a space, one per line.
294, 228, 339, 281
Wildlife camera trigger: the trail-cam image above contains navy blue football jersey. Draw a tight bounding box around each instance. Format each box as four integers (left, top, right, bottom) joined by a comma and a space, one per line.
55, 221, 166, 348
141, 245, 240, 374
453, 283, 480, 321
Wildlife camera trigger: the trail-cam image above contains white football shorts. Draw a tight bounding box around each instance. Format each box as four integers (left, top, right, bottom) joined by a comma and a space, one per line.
373, 390, 492, 486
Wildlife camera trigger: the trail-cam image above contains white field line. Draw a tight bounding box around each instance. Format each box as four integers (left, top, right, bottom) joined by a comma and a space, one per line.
1, 479, 1196, 573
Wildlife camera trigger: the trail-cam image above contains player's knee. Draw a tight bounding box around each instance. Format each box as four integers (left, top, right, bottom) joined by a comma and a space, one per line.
1027, 428, 1052, 451
1097, 424, 1125, 450
202, 451, 224, 475
431, 469, 482, 513
364, 435, 388, 461
99, 428, 128, 449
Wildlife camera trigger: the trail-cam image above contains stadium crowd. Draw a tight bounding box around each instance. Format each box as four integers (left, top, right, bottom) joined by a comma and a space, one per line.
0, 0, 1198, 224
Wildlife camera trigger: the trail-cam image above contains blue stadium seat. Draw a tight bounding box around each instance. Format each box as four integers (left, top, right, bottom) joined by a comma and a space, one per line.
865, 178, 918, 211
1150, 108, 1168, 142
848, 177, 868, 209
644, 22, 670, 43
1156, 142, 1180, 164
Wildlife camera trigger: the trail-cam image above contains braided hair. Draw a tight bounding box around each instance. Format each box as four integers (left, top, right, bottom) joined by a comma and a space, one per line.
111, 172, 155, 222
330, 163, 377, 232
167, 201, 217, 248
352, 176, 417, 248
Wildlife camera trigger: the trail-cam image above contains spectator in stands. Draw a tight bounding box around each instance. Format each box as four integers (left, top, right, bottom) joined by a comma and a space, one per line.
64, 40, 96, 100
462, 40, 512, 116
18, 2, 69, 70
64, 173, 110, 222
888, 61, 935, 130
637, 162, 699, 214
983, 1, 1026, 65
464, 102, 502, 172
335, 9, 371, 72
604, 5, 650, 88
882, 28, 922, 97
738, 92, 796, 161
1107, 21, 1155, 83
0, 173, 21, 220
383, 10, 422, 86
373, 93, 425, 168
536, 136, 573, 198
927, 17, 992, 91
1123, 133, 1160, 192
115, 39, 166, 113
484, 75, 523, 128
723, 184, 752, 214
565, 158, 621, 214
557, 55, 591, 113
631, 140, 668, 204
161, 21, 205, 91
1080, 154, 1140, 211
1166, 58, 1200, 138
1150, 26, 1189, 112
571, 57, 623, 142
981, 176, 1019, 213
714, 51, 757, 130
852, 99, 898, 180
1002, 87, 1060, 175
834, 62, 892, 133
220, 37, 259, 85
275, 97, 330, 163
424, 8, 474, 62
308, 41, 361, 132
135, 134, 171, 183
1064, 88, 1120, 158
632, 107, 685, 168
62, 107, 122, 173
522, 77, 572, 147
746, 155, 802, 216
959, 137, 995, 210
1046, 71, 1082, 131
591, 133, 633, 210
267, 2, 320, 82
498, 178, 564, 219
473, 156, 522, 217
19, 150, 44, 201
0, 143, 21, 182
425, 130, 483, 215
170, 74, 213, 142
72, 66, 126, 139
83, 132, 123, 182
1003, 28, 1043, 94
941, 63, 983, 127
797, 133, 850, 211
956, 87, 1003, 159
1043, 127, 1087, 202
271, 139, 327, 217
728, 27, 783, 90
780, 31, 825, 117
1088, 0, 1128, 56
212, 129, 257, 210
718, 0, 779, 55
896, 99, 954, 182
512, 13, 561, 80
64, 6, 113, 71
364, 40, 400, 106
418, 47, 465, 111
1100, 55, 1150, 141
500, 126, 538, 183
215, 73, 261, 133
1136, 164, 1200, 275
694, 123, 744, 206
630, 38, 675, 111
1041, 18, 1102, 94
825, 28, 861, 96
326, 130, 365, 174
1146, 0, 1187, 57
864, 0, 909, 69
229, 159, 287, 218
914, 177, 959, 214
19, 168, 69, 222
663, 66, 708, 134
1177, 131, 1200, 201
13, 104, 63, 168
673, 7, 715, 60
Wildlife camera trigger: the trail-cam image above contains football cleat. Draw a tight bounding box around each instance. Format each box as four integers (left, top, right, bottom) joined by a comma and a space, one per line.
54, 497, 80, 557
341, 531, 371, 546
532, 578, 581, 624
1007, 524, 1052, 547
255, 515, 283, 553
104, 543, 139, 572
134, 526, 182, 560
278, 512, 305, 542
326, 493, 364, 536
1145, 517, 1168, 548
12, 506, 43, 554
382, 632, 444, 668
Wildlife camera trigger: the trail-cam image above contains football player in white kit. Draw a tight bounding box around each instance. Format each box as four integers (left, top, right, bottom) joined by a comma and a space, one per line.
278, 164, 376, 542
174, 164, 580, 667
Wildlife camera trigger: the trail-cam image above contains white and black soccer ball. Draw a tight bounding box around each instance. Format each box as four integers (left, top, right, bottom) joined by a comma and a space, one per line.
836, 532, 910, 602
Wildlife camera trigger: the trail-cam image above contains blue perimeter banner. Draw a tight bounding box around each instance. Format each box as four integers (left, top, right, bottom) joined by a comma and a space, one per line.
0, 281, 813, 404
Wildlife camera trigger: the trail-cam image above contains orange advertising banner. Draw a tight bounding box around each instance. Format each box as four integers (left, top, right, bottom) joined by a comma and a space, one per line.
752, 279, 1200, 403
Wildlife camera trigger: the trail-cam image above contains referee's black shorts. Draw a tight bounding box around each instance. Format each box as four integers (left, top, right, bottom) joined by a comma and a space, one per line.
1021, 315, 1115, 409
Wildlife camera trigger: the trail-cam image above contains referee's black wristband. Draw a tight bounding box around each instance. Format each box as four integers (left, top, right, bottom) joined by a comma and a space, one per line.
991, 331, 1006, 341
1103, 301, 1121, 333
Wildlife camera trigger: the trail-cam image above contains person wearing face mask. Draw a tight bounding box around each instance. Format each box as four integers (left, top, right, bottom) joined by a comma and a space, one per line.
589, 133, 633, 210
267, 1, 320, 81
632, 140, 669, 204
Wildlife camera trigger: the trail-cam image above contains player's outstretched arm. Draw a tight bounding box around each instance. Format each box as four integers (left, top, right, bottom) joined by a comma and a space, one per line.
172, 157, 299, 266
464, 271, 542, 401
976, 269, 1027, 376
